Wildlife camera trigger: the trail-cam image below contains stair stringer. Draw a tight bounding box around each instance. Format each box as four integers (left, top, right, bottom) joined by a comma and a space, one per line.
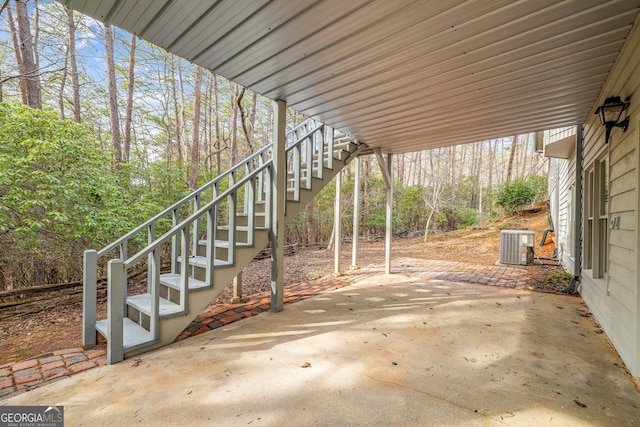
123, 230, 269, 358
122, 154, 353, 358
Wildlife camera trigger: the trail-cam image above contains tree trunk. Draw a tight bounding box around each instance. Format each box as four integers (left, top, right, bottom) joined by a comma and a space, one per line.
104, 25, 122, 163
66, 8, 81, 122
213, 73, 221, 175
189, 66, 203, 190
506, 135, 517, 182
229, 83, 240, 168
15, 0, 41, 109
177, 58, 187, 166
58, 40, 68, 118
124, 33, 136, 162
305, 202, 316, 245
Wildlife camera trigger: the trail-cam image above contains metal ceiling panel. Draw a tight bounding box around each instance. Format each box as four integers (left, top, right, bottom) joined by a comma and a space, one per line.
59, 0, 640, 153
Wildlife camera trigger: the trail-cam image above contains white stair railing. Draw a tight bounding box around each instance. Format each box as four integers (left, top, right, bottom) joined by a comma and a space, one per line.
83, 118, 361, 363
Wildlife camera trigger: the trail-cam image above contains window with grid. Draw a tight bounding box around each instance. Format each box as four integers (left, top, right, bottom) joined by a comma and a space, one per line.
584, 154, 608, 279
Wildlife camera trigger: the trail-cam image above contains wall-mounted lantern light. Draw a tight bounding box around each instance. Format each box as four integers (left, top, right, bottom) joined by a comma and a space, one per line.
595, 96, 630, 144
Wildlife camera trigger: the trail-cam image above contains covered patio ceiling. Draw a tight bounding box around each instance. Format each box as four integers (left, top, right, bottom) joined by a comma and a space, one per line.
61, 0, 640, 154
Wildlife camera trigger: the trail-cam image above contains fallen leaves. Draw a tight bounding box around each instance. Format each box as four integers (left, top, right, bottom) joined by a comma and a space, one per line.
574, 399, 587, 408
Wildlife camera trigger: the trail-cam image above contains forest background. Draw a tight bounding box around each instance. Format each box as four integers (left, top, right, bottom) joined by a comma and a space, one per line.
0, 0, 548, 291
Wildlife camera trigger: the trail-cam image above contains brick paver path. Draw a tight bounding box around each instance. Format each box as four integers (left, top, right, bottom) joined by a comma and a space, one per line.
0, 260, 530, 400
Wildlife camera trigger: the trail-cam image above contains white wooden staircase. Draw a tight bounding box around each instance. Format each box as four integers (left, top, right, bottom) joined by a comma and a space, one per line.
83, 119, 363, 364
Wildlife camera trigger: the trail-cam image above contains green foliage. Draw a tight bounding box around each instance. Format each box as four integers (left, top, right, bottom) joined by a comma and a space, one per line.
496, 177, 544, 214
0, 103, 136, 286
545, 271, 572, 285
452, 206, 478, 228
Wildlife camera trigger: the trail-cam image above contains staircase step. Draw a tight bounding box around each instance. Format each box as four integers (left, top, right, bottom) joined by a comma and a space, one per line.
127, 293, 185, 318
160, 273, 209, 291
96, 318, 157, 352
198, 239, 254, 249
178, 255, 233, 268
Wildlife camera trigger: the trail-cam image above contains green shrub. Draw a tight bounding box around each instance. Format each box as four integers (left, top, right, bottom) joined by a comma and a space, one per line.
545, 271, 573, 285
496, 178, 539, 214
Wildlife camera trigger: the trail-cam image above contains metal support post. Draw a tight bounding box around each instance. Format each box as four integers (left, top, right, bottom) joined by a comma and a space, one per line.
334, 169, 342, 276
385, 153, 393, 274
351, 155, 361, 269
270, 99, 287, 312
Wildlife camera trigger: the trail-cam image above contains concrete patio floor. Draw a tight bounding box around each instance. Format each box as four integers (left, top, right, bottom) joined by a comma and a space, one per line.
2, 267, 639, 426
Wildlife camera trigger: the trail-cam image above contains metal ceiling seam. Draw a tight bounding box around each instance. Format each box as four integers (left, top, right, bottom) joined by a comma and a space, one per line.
348, 84, 603, 138
254, 0, 477, 97
164, 1, 227, 51
168, 1, 263, 60
294, 50, 616, 122
227, 0, 389, 83
317, 45, 618, 126
287, 8, 633, 111
115, 0, 168, 36
190, 0, 275, 64
289, 20, 631, 116
209, 0, 329, 74
239, 0, 466, 89
264, 0, 565, 102
337, 71, 611, 137
353, 84, 603, 142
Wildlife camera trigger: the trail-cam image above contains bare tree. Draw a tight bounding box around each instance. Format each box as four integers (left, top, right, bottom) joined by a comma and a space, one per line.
104, 24, 122, 162
66, 7, 81, 121
188, 66, 203, 189
15, 0, 41, 108
506, 135, 517, 182
124, 33, 136, 161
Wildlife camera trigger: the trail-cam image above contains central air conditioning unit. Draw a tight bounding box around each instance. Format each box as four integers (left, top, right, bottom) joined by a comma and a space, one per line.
500, 229, 535, 265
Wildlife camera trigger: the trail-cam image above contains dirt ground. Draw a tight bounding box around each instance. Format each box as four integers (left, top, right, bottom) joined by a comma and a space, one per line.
0, 205, 568, 366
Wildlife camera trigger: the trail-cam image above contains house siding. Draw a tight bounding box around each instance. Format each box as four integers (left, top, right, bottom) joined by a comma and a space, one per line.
545, 127, 576, 273
578, 12, 640, 377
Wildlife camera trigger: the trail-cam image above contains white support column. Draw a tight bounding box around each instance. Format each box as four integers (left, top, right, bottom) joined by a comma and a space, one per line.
351, 155, 361, 269
107, 259, 124, 364
385, 153, 393, 274
334, 169, 342, 276
82, 250, 97, 348
270, 99, 286, 312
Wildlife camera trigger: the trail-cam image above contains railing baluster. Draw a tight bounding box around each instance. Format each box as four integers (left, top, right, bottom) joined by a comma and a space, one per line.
82, 250, 97, 348
192, 194, 201, 256
316, 126, 324, 180
107, 259, 125, 364
150, 247, 160, 340
327, 126, 334, 170
206, 207, 215, 286
305, 134, 313, 189
229, 171, 237, 265
247, 177, 255, 245
171, 208, 179, 274
293, 145, 301, 201
180, 226, 190, 312
147, 222, 155, 295
88, 117, 327, 363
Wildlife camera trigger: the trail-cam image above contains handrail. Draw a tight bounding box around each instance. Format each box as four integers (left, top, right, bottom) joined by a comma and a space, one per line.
123, 123, 325, 267
96, 144, 273, 258
123, 161, 271, 268
84, 116, 347, 360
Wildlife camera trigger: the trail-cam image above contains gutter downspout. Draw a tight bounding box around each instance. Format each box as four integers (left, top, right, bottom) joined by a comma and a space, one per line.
562, 124, 583, 294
